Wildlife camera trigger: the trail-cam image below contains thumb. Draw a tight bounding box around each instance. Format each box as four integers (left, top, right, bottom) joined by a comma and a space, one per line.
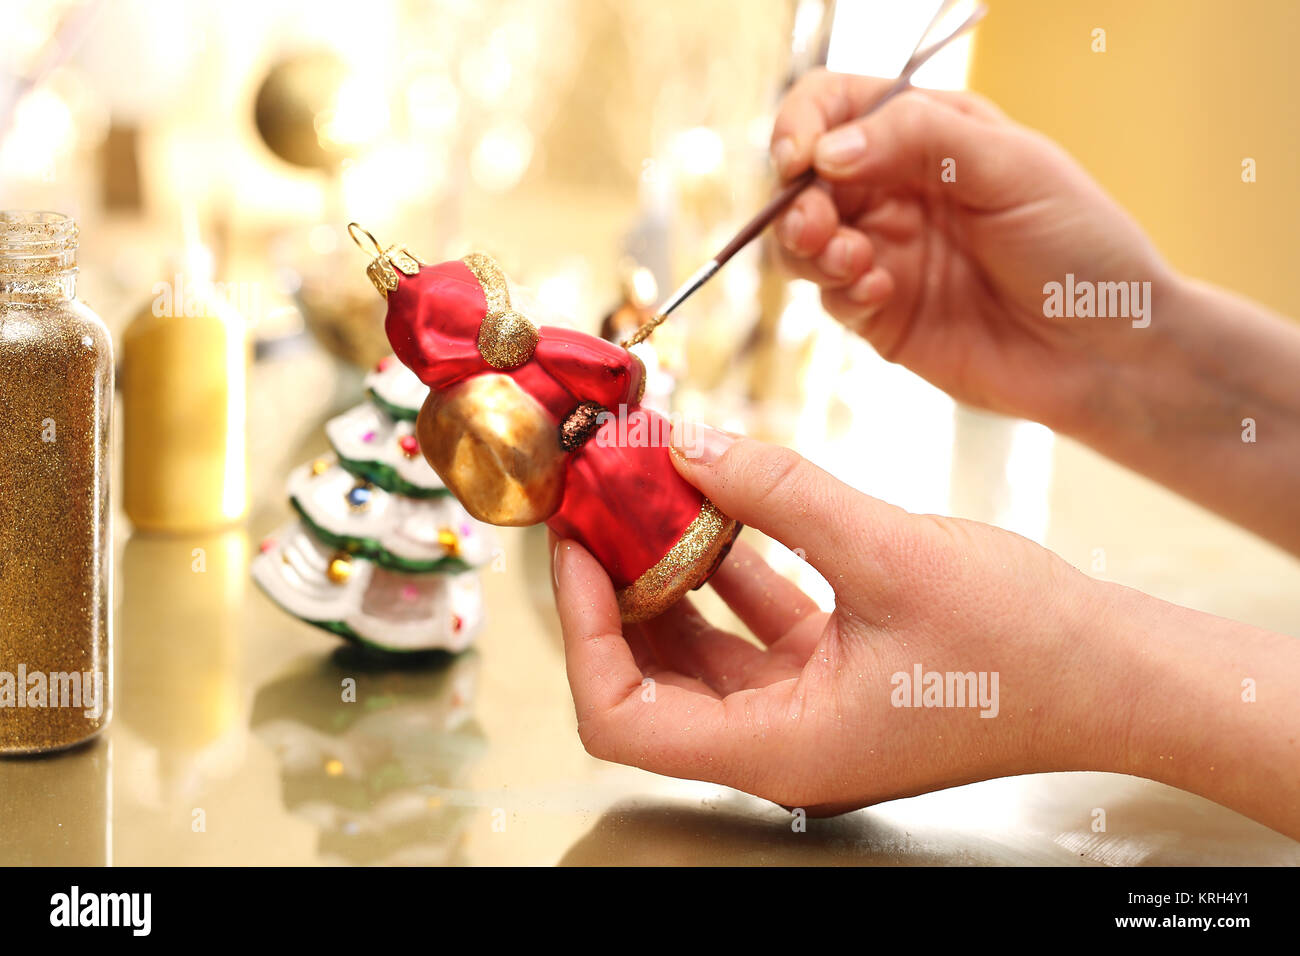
669, 422, 906, 586
811, 91, 1031, 211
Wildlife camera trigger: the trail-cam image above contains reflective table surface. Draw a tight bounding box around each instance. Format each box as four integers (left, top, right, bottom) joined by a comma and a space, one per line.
3, 334, 1299, 867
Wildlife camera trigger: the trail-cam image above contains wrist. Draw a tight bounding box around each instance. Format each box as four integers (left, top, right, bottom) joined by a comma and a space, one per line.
1051, 266, 1194, 447
1052, 572, 1289, 786
1023, 571, 1162, 776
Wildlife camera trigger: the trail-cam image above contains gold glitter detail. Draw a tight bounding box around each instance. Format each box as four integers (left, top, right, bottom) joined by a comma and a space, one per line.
327, 554, 353, 584
622, 311, 667, 348
459, 253, 538, 369
477, 309, 538, 370
0, 211, 112, 754
633, 353, 647, 403
437, 528, 460, 557
616, 500, 738, 623
460, 253, 511, 314
310, 457, 331, 476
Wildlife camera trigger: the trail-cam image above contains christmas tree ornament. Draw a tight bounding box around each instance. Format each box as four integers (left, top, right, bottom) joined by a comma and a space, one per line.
0, 211, 113, 754
348, 224, 741, 622
253, 51, 364, 172
325, 370, 447, 498
286, 458, 487, 572
254, 356, 493, 656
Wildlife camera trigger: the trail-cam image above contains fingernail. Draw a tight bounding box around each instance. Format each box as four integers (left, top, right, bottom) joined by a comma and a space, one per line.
846, 281, 874, 303
772, 137, 798, 178
847, 270, 884, 304
671, 421, 739, 465
816, 125, 867, 169
824, 236, 850, 277
780, 209, 805, 251
552, 541, 566, 589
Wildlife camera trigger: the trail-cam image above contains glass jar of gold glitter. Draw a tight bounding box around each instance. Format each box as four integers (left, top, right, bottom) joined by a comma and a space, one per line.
0, 211, 113, 754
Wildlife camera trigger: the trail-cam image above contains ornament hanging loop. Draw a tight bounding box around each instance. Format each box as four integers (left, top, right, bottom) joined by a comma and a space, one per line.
347, 222, 384, 257
349, 223, 426, 297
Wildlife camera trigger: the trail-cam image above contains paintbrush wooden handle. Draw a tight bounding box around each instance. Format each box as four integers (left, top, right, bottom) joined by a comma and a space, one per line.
715, 168, 815, 266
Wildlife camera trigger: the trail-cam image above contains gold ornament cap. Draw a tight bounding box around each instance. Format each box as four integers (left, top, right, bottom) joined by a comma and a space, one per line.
348, 223, 424, 297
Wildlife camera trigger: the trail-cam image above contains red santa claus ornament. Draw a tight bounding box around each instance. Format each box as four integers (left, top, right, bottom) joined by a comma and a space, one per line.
348, 224, 740, 623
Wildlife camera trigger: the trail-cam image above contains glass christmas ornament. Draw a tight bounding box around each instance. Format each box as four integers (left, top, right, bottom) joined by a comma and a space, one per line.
350, 226, 740, 623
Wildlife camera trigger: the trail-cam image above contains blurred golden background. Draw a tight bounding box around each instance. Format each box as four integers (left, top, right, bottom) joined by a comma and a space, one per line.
2, 0, 1298, 866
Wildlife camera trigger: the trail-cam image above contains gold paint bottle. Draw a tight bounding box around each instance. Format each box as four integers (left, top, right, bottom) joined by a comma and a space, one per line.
121, 256, 248, 533
0, 211, 113, 754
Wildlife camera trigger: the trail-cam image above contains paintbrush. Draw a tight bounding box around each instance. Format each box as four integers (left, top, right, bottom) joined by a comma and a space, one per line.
624, 0, 988, 348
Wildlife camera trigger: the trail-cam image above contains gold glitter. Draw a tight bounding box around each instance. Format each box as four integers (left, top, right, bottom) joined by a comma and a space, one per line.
616, 499, 739, 623
460, 253, 511, 314
310, 457, 331, 476
633, 353, 647, 403
0, 211, 112, 754
477, 309, 538, 370
460, 253, 538, 369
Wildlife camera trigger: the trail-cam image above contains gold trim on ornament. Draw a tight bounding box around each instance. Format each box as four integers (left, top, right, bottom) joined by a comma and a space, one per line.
460, 252, 539, 369
461, 252, 511, 314
478, 308, 538, 369
615, 500, 739, 623
633, 353, 647, 403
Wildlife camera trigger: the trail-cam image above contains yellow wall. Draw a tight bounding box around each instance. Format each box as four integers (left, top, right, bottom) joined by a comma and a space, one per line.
967, 0, 1300, 319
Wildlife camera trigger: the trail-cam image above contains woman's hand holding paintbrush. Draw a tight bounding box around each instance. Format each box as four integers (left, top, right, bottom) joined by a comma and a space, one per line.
623, 0, 987, 347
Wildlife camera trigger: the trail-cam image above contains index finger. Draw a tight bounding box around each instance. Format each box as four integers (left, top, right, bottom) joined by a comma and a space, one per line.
770, 70, 895, 180
553, 539, 644, 714
770, 70, 1005, 181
